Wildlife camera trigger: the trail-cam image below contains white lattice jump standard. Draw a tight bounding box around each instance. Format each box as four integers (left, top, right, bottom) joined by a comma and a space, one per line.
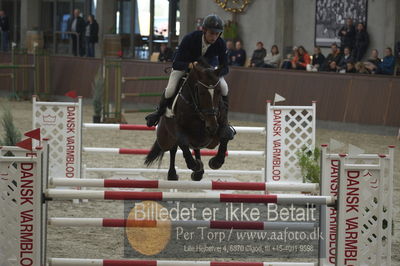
48, 218, 318, 231
48, 258, 316, 266
50, 178, 319, 192
45, 190, 334, 205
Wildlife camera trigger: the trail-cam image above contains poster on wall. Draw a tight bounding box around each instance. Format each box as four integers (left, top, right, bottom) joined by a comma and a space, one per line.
315, 0, 368, 47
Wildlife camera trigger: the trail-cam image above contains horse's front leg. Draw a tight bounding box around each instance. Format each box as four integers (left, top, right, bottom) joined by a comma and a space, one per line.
177, 135, 203, 172
209, 138, 229, 170
168, 145, 179, 180
191, 149, 204, 181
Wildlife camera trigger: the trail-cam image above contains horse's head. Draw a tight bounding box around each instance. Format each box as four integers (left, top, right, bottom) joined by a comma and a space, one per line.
188, 60, 222, 136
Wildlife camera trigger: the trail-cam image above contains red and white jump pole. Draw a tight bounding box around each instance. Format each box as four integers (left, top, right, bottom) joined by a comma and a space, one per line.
82, 147, 264, 157
50, 178, 319, 192
83, 123, 265, 134
45, 190, 334, 205
48, 218, 318, 231
48, 258, 316, 266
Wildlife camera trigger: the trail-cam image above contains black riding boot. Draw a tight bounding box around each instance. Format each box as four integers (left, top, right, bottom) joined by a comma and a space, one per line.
220, 96, 236, 140
145, 93, 170, 127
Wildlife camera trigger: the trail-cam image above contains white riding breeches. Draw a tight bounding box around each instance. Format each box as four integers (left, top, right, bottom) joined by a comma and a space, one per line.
165, 70, 185, 98
219, 77, 228, 96
164, 69, 229, 98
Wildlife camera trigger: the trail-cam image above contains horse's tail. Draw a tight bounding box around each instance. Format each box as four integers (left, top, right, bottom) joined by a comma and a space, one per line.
144, 141, 164, 166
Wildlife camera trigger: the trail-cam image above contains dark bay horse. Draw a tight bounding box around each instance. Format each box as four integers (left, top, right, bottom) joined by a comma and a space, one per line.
144, 61, 230, 181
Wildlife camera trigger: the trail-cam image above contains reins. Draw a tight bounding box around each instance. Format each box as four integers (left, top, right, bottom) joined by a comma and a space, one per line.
178, 73, 220, 120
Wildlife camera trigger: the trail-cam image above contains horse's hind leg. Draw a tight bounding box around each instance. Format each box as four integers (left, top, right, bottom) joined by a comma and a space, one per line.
191, 149, 204, 181
209, 139, 228, 170
168, 145, 179, 181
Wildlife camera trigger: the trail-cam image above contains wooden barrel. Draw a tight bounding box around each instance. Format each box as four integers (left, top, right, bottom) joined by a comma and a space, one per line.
103, 34, 122, 57
26, 31, 44, 54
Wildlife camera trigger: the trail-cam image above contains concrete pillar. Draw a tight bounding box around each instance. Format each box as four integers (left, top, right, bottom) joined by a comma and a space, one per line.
383, 0, 397, 50
178, 0, 196, 42
20, 0, 41, 48
96, 0, 117, 57
396, 0, 400, 53
168, 0, 178, 48
274, 0, 293, 56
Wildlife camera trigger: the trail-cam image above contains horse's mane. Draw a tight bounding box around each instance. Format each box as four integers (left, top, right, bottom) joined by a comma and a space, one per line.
197, 57, 212, 69
195, 57, 221, 81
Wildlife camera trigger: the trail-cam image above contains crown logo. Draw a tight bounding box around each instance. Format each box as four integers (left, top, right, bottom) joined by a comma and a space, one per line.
0, 172, 9, 181
42, 114, 57, 124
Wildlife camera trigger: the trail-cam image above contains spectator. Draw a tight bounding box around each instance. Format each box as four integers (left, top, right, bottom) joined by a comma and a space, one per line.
263, 44, 281, 68
250, 41, 266, 67
355, 62, 370, 74
85, 14, 99, 58
346, 62, 356, 73
364, 49, 381, 73
337, 47, 354, 70
281, 46, 298, 69
231, 40, 246, 66
338, 18, 355, 52
322, 43, 342, 72
367, 49, 381, 65
68, 9, 86, 56
158, 43, 173, 62
376, 47, 396, 75
309, 46, 325, 71
226, 40, 235, 65
291, 45, 311, 70
353, 23, 369, 61
0, 10, 10, 52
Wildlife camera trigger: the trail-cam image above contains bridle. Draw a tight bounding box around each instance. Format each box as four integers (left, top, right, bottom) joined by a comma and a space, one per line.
179, 77, 220, 121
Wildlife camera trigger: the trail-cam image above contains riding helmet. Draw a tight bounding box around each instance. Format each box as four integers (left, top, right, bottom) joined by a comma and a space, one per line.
202, 14, 224, 33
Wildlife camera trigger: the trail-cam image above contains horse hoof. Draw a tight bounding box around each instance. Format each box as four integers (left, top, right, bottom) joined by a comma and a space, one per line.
168, 171, 179, 181
193, 159, 204, 172
209, 157, 224, 170
191, 170, 204, 181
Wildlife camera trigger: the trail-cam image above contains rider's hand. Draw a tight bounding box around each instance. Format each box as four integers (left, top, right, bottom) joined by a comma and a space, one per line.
189, 61, 198, 69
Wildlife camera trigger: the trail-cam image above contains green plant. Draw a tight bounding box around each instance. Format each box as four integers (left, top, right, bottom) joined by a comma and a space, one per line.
92, 67, 104, 117
296, 146, 321, 183
0, 106, 22, 146
223, 20, 239, 41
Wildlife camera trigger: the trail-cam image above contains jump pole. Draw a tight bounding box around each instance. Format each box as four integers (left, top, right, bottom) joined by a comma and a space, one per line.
48, 258, 316, 266
83, 123, 265, 134
82, 147, 264, 157
45, 190, 334, 205
82, 166, 265, 182
50, 178, 319, 192
48, 218, 318, 231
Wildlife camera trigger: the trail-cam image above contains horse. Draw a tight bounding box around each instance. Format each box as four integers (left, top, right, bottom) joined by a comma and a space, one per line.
144, 60, 230, 181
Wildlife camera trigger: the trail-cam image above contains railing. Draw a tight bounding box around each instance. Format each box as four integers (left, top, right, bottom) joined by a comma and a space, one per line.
53, 31, 80, 56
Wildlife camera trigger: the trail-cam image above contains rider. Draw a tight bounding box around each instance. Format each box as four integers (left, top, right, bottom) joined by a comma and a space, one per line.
145, 14, 235, 140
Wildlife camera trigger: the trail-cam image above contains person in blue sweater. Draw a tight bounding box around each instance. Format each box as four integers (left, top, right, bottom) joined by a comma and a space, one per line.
145, 14, 235, 140
231, 40, 246, 66
377, 47, 396, 75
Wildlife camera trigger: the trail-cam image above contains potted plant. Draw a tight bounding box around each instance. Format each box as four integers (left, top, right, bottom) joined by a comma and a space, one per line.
296, 146, 321, 184
0, 107, 22, 156
92, 68, 104, 123
223, 20, 239, 41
